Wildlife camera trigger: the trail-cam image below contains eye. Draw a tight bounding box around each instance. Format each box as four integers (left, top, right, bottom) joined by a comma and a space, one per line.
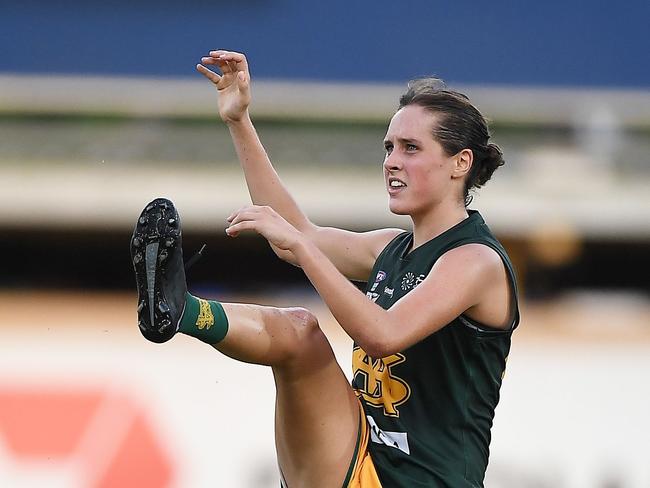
406, 143, 418, 152
384, 142, 393, 154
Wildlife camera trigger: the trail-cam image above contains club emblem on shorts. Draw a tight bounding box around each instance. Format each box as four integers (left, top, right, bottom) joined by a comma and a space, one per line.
196, 299, 214, 329
352, 347, 411, 417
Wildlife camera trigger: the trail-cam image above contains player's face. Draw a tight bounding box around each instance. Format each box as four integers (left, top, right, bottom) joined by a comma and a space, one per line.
383, 105, 459, 216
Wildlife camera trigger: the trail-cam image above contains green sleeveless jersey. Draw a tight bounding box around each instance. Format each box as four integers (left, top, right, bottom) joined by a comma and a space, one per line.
351, 211, 520, 487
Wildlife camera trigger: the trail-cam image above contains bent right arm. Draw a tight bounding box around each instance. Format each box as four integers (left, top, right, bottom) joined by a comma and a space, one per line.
197, 50, 401, 281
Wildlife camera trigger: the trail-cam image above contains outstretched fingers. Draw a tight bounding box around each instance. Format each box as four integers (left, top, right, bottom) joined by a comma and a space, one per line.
226, 206, 257, 236
225, 219, 257, 237
200, 51, 248, 75
227, 206, 263, 225
209, 50, 249, 73
197, 50, 251, 89
227, 205, 256, 223
196, 63, 222, 84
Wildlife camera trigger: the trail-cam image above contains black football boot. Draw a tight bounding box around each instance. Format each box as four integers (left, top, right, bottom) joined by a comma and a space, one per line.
130, 198, 187, 343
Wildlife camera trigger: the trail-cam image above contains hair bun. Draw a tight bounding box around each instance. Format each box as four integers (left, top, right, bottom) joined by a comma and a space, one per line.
476, 143, 505, 186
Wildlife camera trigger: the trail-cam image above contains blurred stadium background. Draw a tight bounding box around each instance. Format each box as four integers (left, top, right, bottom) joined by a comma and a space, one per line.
1, 1, 650, 487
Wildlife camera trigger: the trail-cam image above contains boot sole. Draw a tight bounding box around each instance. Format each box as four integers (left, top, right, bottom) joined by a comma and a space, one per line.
130, 198, 183, 343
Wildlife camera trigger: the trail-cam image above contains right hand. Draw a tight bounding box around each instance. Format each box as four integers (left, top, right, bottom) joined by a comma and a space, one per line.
196, 50, 252, 124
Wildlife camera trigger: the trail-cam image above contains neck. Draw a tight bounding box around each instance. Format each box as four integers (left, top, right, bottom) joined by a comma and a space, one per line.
410, 200, 469, 250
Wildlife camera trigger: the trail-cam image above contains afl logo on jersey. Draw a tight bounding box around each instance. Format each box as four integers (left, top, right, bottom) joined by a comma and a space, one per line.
369, 270, 388, 294
352, 346, 411, 417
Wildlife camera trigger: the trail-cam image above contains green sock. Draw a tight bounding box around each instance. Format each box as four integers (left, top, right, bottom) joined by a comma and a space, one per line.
179, 293, 229, 345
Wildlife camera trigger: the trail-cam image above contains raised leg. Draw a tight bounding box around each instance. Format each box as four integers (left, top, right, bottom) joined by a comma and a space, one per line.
217, 303, 359, 488
131, 198, 359, 487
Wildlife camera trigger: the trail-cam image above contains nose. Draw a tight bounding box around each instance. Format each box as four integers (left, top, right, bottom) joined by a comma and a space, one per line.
383, 152, 401, 173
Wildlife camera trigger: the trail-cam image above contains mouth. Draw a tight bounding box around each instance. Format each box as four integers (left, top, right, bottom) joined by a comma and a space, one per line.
387, 177, 407, 194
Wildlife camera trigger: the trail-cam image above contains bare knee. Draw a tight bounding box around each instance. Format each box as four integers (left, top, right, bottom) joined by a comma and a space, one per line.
284, 307, 319, 330
270, 307, 330, 367
280, 307, 323, 349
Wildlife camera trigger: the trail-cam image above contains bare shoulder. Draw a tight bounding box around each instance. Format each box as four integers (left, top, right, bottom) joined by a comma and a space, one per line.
312, 226, 404, 257
437, 243, 504, 274
437, 243, 512, 329
362, 227, 406, 257
431, 243, 507, 301
308, 226, 405, 282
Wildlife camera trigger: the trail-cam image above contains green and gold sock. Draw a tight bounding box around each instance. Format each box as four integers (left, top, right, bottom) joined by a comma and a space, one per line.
179, 293, 229, 345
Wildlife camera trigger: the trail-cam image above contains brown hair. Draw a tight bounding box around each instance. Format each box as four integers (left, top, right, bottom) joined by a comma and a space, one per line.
399, 78, 505, 206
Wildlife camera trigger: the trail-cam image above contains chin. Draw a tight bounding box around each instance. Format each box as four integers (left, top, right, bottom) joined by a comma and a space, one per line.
388, 201, 411, 216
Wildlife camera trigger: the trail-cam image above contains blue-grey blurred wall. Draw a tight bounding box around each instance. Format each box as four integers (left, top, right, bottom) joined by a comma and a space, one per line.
3, 0, 649, 87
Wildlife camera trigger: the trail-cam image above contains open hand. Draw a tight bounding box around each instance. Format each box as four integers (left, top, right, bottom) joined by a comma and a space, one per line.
196, 50, 251, 124
226, 205, 304, 252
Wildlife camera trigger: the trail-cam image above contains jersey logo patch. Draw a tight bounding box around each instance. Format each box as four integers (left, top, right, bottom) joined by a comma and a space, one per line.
352, 346, 411, 417
400, 272, 426, 291
365, 291, 380, 302
370, 270, 387, 293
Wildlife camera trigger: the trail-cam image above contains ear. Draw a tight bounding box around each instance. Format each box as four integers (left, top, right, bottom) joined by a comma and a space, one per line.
451, 149, 473, 179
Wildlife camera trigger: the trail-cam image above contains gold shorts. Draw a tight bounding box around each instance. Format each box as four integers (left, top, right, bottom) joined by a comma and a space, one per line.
343, 398, 382, 488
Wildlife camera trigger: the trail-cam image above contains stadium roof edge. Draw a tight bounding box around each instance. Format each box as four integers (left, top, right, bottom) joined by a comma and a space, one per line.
1, 75, 650, 128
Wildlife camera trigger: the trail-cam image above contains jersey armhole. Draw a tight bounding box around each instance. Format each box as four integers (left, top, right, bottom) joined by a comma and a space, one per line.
450, 238, 521, 334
